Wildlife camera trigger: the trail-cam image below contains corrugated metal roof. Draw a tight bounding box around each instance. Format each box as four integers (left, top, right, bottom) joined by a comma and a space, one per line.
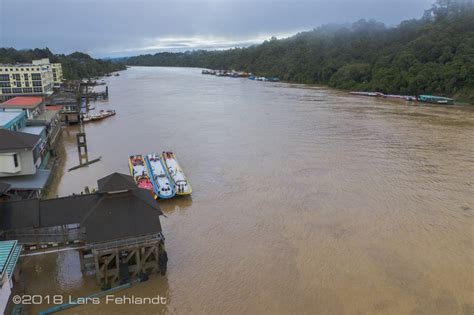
0, 240, 17, 279
1, 169, 51, 190
6, 244, 21, 280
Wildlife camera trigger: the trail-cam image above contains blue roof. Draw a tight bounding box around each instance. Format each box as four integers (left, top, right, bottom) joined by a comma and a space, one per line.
0, 240, 20, 280
0, 111, 25, 128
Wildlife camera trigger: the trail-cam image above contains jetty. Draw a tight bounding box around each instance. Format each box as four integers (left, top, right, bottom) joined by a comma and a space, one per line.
0, 173, 168, 287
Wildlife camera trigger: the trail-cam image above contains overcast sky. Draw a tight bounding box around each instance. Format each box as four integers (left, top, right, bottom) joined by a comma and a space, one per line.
0, 0, 433, 58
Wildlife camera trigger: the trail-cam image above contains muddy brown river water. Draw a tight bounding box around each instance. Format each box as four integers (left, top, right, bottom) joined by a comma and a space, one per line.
19, 67, 474, 314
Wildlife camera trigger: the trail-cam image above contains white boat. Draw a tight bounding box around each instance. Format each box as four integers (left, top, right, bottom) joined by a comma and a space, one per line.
162, 151, 192, 195
145, 154, 175, 199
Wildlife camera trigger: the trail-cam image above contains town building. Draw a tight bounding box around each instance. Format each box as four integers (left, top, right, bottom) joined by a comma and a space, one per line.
0, 240, 22, 314
32, 58, 63, 86
0, 173, 168, 286
0, 97, 61, 154
0, 130, 51, 198
0, 111, 27, 131
0, 63, 54, 100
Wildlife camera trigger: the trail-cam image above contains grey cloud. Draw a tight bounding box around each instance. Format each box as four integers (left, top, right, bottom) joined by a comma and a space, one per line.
0, 0, 433, 57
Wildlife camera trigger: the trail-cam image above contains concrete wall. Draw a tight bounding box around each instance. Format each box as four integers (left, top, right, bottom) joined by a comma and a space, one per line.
0, 150, 36, 177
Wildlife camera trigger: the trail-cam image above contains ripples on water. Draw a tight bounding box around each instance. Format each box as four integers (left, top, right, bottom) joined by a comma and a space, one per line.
23, 67, 474, 314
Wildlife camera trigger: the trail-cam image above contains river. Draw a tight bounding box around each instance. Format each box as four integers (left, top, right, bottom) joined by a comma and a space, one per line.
20, 67, 474, 314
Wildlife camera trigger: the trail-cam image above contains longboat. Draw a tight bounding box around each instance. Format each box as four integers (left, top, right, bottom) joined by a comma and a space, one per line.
145, 154, 176, 199
161, 151, 192, 195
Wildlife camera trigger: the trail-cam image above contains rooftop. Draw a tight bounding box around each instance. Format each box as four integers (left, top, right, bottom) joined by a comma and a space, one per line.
0, 181, 11, 194
1, 96, 43, 109
1, 169, 51, 190
97, 172, 137, 192
0, 173, 163, 244
0, 129, 40, 152
22, 126, 46, 136
0, 111, 25, 127
0, 240, 21, 281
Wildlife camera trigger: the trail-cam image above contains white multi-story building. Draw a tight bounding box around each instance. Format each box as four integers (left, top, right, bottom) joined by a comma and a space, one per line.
32, 58, 63, 85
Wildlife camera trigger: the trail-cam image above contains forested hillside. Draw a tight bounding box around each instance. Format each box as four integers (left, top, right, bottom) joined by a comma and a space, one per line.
0, 48, 126, 79
127, 0, 474, 101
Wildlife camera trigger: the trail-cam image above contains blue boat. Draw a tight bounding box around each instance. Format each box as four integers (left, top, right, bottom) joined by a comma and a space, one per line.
248, 75, 256, 80
418, 95, 454, 105
145, 154, 176, 199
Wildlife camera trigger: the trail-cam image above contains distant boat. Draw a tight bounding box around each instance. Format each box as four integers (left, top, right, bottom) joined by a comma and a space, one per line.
418, 95, 454, 105
267, 77, 280, 82
82, 110, 116, 122
248, 75, 256, 80
350, 91, 385, 97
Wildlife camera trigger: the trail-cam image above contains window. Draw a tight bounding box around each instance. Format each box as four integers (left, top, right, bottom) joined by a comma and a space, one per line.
24, 73, 28, 80
1, 88, 12, 94
31, 73, 41, 80
23, 87, 33, 93
13, 154, 19, 167
13, 74, 20, 81
0, 82, 10, 87
0, 74, 9, 81
33, 87, 43, 93
12, 88, 22, 93
32, 80, 42, 86
25, 81, 29, 87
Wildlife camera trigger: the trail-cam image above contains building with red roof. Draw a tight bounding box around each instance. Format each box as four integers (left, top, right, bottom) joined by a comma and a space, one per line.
0, 97, 44, 120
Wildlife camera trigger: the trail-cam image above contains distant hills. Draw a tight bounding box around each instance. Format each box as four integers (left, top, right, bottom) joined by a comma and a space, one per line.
0, 48, 126, 79
126, 0, 474, 102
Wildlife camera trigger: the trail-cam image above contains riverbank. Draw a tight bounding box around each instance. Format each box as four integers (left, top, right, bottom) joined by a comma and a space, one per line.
19, 66, 474, 314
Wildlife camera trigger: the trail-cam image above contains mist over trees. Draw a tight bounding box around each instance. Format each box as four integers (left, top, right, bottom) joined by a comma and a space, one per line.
0, 48, 126, 79
126, 0, 474, 102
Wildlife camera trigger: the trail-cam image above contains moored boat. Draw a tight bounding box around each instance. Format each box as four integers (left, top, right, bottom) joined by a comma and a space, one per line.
161, 151, 192, 195
129, 155, 154, 192
145, 154, 175, 199
418, 95, 454, 105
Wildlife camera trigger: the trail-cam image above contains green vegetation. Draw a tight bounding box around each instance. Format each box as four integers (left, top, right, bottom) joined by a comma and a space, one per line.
126, 0, 474, 102
0, 48, 126, 79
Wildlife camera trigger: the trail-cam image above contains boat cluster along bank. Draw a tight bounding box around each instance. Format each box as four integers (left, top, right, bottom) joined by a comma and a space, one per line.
202, 69, 280, 82
129, 151, 192, 199
349, 91, 455, 104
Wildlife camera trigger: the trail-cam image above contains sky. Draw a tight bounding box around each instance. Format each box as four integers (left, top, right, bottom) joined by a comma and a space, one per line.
0, 0, 434, 58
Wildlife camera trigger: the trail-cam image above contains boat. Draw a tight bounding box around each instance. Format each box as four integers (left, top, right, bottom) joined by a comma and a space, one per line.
267, 77, 280, 82
145, 154, 175, 199
82, 110, 116, 122
161, 151, 192, 195
418, 95, 454, 105
129, 155, 154, 191
248, 75, 256, 80
349, 91, 385, 97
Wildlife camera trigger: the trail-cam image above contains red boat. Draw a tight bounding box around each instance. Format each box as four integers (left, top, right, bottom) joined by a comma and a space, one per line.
128, 155, 153, 191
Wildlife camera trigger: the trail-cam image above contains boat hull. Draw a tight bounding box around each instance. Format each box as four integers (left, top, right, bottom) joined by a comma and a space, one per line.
145, 154, 176, 199
128, 155, 154, 192
161, 152, 192, 195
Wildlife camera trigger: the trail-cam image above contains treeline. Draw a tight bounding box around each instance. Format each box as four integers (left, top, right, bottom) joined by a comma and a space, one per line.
127, 0, 474, 102
0, 48, 126, 79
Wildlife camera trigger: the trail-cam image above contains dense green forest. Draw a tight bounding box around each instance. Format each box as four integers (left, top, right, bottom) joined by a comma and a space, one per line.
0, 48, 126, 79
127, 0, 474, 102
